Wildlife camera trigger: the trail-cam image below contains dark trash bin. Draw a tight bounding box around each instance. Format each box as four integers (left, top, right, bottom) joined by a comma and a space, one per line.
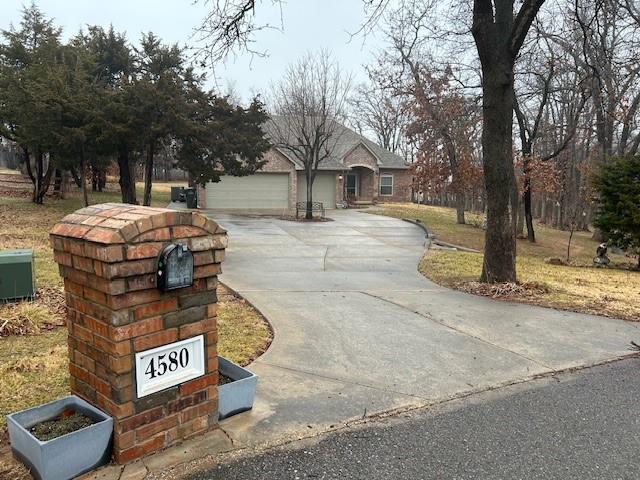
185, 188, 197, 208
171, 186, 185, 202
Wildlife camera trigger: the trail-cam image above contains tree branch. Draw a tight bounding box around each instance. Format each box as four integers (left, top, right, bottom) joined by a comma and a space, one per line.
510, 0, 546, 59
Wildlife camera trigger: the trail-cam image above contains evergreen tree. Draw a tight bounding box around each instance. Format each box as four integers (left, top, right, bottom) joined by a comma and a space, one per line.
0, 3, 63, 203
52, 35, 104, 206
1, 6, 270, 206
133, 33, 185, 205
592, 155, 640, 269
175, 85, 271, 186
82, 26, 139, 204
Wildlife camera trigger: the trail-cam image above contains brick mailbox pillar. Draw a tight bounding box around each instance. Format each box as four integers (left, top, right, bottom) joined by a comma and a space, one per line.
50, 203, 226, 463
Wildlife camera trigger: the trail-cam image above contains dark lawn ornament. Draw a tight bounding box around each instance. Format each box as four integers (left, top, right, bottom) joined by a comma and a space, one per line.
593, 243, 611, 266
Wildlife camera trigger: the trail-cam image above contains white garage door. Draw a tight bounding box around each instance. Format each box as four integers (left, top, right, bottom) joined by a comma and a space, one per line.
297, 172, 336, 209
205, 173, 289, 210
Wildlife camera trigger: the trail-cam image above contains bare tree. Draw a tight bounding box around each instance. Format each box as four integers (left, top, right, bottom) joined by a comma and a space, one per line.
571, 0, 640, 161
470, 0, 546, 283
366, 0, 545, 281
348, 72, 409, 156
268, 51, 351, 219
514, 19, 589, 242
194, 0, 283, 65
378, 5, 481, 225
556, 0, 640, 239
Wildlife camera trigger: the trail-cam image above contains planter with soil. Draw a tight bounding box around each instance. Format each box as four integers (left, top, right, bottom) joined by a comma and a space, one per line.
6, 395, 113, 480
218, 356, 258, 420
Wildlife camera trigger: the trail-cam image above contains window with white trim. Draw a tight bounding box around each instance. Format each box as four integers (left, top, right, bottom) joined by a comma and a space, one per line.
379, 174, 394, 196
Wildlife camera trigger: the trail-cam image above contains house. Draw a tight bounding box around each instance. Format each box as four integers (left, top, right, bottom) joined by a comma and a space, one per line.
197, 119, 412, 213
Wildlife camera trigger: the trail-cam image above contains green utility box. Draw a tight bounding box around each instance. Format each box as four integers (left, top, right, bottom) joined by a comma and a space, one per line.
0, 248, 35, 301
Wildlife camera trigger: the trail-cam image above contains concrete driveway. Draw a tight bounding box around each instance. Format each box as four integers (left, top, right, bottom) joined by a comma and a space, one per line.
208, 209, 639, 447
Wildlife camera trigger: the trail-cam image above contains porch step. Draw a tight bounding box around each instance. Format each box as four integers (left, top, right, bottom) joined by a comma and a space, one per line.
351, 200, 375, 206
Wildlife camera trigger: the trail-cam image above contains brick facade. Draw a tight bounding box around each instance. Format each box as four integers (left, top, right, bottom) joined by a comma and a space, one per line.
342, 145, 378, 202
50, 204, 225, 463
343, 144, 379, 171
197, 142, 412, 211
378, 168, 413, 203
341, 144, 412, 203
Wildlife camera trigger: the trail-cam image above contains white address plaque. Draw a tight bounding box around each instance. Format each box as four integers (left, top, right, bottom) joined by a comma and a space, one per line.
135, 335, 205, 398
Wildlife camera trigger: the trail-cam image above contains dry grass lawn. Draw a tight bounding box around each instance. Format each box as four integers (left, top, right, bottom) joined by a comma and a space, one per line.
217, 285, 272, 365
0, 182, 272, 477
375, 203, 640, 321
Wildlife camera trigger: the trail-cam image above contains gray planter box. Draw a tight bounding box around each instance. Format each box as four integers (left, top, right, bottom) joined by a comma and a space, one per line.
6, 395, 113, 480
218, 356, 258, 420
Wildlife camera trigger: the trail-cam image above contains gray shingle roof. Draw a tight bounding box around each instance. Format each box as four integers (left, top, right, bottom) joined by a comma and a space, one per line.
264, 117, 408, 171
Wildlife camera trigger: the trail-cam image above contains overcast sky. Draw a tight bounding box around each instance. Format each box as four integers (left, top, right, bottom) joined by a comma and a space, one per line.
2, 1, 384, 102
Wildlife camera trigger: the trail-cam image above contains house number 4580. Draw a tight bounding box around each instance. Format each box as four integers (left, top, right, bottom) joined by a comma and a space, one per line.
144, 348, 189, 379
135, 335, 206, 398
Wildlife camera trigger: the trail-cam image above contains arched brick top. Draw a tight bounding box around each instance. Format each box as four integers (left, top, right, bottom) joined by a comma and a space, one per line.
343, 144, 379, 171
50, 203, 224, 245
347, 163, 377, 171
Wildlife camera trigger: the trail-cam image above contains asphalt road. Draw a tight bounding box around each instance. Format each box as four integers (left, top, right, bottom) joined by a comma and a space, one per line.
184, 358, 640, 480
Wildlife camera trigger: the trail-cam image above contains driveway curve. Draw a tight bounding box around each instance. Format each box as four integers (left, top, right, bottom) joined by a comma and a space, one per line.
206, 209, 639, 447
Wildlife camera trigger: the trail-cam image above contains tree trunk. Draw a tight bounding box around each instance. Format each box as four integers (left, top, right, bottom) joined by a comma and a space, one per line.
91, 163, 98, 192
53, 169, 63, 199
545, 199, 553, 224
143, 144, 154, 206
34, 149, 43, 204
305, 169, 314, 220
566, 226, 575, 262
479, 70, 518, 283
118, 148, 137, 204
32, 150, 54, 204
98, 169, 106, 192
522, 157, 536, 242
455, 193, 466, 224
22, 147, 32, 180
69, 167, 82, 188
516, 198, 525, 237
23, 147, 36, 202
80, 149, 89, 207
41, 154, 54, 203
471, 0, 546, 283
523, 176, 535, 242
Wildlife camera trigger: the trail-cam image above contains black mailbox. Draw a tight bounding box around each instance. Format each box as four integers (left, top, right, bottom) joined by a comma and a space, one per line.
157, 243, 194, 292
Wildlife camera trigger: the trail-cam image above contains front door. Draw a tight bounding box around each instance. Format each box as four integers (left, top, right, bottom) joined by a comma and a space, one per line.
346, 173, 358, 198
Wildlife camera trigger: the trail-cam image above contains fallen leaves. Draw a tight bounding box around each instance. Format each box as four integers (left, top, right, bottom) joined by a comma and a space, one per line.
0, 286, 66, 337
456, 281, 550, 298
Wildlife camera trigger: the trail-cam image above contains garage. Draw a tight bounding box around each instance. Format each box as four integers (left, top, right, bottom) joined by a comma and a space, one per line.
205, 173, 289, 211
297, 172, 337, 209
